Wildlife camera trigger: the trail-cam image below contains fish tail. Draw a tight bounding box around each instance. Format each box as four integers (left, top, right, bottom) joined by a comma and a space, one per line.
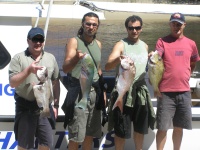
154, 90, 161, 97
75, 98, 87, 110
40, 108, 50, 117
112, 98, 123, 113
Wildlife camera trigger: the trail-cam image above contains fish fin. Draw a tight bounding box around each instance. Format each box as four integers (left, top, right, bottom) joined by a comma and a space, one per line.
40, 109, 51, 117
75, 98, 87, 110
112, 98, 123, 113
154, 91, 162, 98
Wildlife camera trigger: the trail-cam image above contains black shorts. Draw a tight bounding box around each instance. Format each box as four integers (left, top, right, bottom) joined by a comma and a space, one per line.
14, 94, 52, 149
17, 113, 52, 149
113, 98, 149, 139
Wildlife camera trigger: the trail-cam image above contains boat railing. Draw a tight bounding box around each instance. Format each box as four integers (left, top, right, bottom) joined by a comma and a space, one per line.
0, 0, 36, 3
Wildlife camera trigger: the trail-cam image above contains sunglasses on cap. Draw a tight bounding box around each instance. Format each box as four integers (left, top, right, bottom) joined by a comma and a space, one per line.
127, 26, 142, 31
31, 37, 44, 43
85, 22, 98, 27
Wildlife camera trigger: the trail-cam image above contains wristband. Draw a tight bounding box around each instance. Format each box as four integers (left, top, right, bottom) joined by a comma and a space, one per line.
53, 104, 59, 108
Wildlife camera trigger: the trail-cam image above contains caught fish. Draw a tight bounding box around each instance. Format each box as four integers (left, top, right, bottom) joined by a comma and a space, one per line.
112, 55, 136, 113
36, 66, 47, 83
33, 66, 54, 117
76, 54, 95, 110
148, 50, 164, 97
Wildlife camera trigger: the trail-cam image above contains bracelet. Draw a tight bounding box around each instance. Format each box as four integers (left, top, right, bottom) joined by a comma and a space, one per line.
53, 104, 59, 108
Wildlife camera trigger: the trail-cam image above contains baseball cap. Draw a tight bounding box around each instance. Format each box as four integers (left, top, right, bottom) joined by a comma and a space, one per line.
169, 12, 185, 24
27, 27, 45, 39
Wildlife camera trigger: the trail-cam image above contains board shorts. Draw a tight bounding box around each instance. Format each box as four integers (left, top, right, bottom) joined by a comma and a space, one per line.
156, 91, 192, 130
68, 88, 102, 142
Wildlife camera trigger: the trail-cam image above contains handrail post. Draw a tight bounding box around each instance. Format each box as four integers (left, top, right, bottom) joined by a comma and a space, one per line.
34, 0, 45, 28
43, 0, 54, 48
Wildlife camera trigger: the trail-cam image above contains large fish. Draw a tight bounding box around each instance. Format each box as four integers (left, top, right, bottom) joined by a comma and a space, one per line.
148, 50, 164, 97
112, 55, 136, 113
75, 53, 95, 110
33, 66, 54, 117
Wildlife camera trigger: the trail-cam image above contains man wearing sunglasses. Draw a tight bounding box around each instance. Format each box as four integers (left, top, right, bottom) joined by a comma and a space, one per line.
9, 27, 60, 150
105, 15, 155, 150
62, 12, 106, 150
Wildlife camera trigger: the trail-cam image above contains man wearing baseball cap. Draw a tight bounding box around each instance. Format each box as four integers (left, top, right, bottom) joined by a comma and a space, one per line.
169, 12, 185, 24
9, 27, 60, 150
148, 12, 200, 150
27, 27, 45, 40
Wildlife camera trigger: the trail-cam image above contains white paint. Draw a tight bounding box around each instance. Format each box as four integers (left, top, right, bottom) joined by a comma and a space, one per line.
0, 122, 200, 149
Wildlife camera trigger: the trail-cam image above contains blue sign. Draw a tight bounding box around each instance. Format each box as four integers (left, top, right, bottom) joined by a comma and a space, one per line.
0, 84, 15, 96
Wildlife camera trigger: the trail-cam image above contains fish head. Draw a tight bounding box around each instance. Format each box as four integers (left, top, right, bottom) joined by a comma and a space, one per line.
120, 56, 135, 70
149, 50, 162, 65
81, 54, 95, 77
81, 54, 94, 69
36, 66, 48, 83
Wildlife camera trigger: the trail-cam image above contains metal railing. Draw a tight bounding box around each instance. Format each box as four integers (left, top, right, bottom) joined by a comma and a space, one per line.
0, 0, 35, 3
2, 0, 200, 4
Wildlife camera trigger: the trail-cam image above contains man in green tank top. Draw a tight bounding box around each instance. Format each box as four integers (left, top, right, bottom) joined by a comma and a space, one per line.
105, 15, 155, 150
62, 12, 106, 150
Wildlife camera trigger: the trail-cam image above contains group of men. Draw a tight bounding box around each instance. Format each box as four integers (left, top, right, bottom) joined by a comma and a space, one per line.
8, 11, 199, 150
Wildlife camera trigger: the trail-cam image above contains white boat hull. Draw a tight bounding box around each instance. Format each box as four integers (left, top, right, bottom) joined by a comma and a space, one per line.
1, 120, 200, 149
1, 1, 200, 150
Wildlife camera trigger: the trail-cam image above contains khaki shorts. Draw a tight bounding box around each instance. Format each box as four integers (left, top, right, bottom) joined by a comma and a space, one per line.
68, 89, 102, 142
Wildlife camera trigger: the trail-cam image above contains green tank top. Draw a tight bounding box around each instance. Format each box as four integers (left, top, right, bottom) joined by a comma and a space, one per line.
121, 38, 148, 106
71, 37, 101, 82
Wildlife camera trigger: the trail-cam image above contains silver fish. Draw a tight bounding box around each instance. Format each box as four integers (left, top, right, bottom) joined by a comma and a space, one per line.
148, 50, 164, 97
76, 54, 95, 110
33, 66, 54, 117
112, 55, 136, 113
36, 66, 47, 83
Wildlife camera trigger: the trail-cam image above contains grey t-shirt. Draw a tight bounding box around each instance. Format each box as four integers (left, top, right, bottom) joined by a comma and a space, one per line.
9, 49, 60, 101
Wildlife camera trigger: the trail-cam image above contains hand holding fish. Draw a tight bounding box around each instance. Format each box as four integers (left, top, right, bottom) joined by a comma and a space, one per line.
112, 55, 136, 113
29, 60, 43, 74
76, 54, 95, 110
77, 50, 87, 59
120, 55, 134, 69
33, 66, 54, 117
148, 50, 164, 97
148, 51, 154, 58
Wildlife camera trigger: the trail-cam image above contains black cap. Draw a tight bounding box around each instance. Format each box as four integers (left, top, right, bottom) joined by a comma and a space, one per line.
27, 27, 45, 39
170, 12, 185, 24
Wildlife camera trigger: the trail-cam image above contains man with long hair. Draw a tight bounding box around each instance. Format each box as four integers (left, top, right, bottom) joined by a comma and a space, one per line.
62, 12, 106, 150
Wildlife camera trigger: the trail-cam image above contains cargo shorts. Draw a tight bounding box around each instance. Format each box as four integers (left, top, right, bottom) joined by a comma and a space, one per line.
68, 88, 102, 142
156, 91, 192, 130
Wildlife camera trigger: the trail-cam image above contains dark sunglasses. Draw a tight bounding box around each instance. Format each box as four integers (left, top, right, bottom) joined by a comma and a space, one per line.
127, 26, 142, 31
31, 37, 44, 43
85, 22, 98, 27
